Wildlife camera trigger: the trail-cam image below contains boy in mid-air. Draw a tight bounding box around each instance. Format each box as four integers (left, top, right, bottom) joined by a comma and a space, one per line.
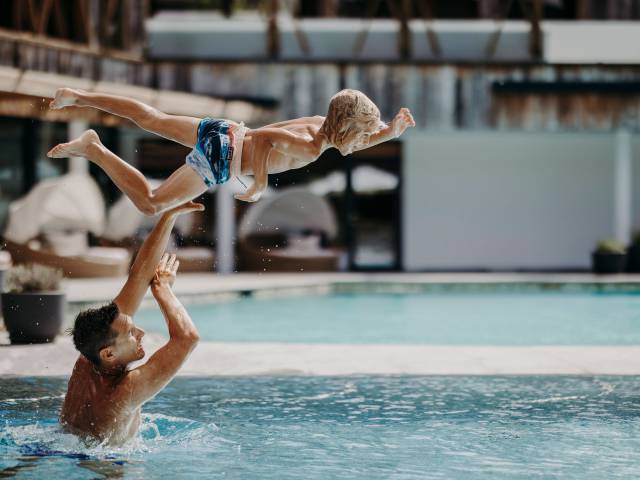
47, 88, 415, 209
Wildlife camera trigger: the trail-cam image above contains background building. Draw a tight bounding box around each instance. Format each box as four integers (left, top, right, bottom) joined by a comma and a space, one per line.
1, 0, 640, 272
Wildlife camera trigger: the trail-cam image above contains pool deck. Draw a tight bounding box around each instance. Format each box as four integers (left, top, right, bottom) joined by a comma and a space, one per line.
61, 272, 640, 304
2, 272, 640, 376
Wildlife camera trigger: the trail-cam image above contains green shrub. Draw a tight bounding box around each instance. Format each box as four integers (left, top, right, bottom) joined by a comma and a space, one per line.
3, 263, 63, 293
595, 240, 626, 255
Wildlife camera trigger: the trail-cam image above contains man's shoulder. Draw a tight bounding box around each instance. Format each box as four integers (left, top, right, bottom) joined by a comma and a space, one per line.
69, 355, 90, 377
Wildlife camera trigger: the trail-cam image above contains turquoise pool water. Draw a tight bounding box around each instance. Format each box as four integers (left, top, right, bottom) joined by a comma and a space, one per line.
2, 376, 639, 479
135, 291, 640, 344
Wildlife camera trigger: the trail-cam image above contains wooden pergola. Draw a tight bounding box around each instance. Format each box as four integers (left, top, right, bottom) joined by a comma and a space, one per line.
261, 0, 545, 61
6, 0, 147, 59
0, 1, 275, 126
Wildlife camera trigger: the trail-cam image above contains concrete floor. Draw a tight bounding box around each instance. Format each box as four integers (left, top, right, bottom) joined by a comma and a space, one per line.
2, 272, 640, 376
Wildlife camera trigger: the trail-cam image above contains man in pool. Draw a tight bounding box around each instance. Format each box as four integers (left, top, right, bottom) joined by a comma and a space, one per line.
46, 88, 415, 207
60, 201, 203, 446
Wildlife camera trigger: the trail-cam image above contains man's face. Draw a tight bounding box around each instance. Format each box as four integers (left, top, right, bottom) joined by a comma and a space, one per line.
105, 313, 145, 366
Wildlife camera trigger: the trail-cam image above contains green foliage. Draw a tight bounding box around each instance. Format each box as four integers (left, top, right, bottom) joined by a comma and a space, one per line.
3, 263, 63, 294
595, 239, 626, 255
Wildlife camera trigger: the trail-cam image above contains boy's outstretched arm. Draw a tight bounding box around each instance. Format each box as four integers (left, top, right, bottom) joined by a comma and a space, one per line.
113, 201, 204, 316
356, 108, 416, 151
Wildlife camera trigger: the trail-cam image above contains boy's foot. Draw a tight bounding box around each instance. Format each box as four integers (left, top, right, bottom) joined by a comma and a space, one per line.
49, 88, 82, 110
47, 129, 100, 158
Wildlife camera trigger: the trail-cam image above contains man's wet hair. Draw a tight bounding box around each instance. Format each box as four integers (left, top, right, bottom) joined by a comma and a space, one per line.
71, 302, 119, 366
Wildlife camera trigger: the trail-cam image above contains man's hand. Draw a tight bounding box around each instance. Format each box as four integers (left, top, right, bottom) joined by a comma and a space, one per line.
151, 253, 178, 294
167, 201, 205, 217
234, 190, 261, 202
391, 108, 416, 138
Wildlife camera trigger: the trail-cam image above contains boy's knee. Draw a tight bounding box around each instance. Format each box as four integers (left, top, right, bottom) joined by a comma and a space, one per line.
139, 196, 160, 216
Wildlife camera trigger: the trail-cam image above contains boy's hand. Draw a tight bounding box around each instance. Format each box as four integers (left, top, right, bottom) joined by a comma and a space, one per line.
391, 108, 416, 137
151, 253, 179, 292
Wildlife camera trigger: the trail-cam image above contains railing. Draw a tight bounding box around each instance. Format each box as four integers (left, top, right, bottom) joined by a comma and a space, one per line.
0, 1, 150, 84
0, 0, 149, 61
150, 0, 640, 20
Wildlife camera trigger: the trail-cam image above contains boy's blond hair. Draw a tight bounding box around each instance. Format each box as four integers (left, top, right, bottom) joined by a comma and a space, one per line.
321, 89, 381, 147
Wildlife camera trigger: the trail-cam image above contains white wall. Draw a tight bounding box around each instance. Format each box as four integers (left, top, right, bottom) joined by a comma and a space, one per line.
402, 131, 638, 271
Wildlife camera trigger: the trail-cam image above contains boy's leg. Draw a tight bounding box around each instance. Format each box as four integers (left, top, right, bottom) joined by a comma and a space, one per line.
47, 130, 207, 215
50, 88, 200, 148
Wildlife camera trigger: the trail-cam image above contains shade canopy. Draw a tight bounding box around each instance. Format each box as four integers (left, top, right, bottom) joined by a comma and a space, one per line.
4, 173, 105, 244
238, 188, 337, 240
307, 165, 399, 196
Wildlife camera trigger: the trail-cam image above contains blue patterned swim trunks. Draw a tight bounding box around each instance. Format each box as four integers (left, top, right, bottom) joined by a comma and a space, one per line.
186, 118, 235, 187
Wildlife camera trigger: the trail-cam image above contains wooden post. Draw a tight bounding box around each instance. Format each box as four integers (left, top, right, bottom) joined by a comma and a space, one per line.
267, 0, 279, 58
318, 0, 338, 16
576, 0, 589, 19
398, 0, 411, 59
614, 129, 632, 245
528, 0, 543, 60
221, 0, 233, 17
477, 0, 498, 18
353, 0, 382, 58
417, 0, 442, 58
485, 0, 514, 59
38, 0, 54, 35
13, 1, 23, 30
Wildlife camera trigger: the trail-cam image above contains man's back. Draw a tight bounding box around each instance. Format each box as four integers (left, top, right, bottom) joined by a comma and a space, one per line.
60, 356, 141, 445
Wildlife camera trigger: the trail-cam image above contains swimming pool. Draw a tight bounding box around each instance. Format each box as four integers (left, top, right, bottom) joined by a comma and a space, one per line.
134, 291, 640, 345
1, 376, 639, 479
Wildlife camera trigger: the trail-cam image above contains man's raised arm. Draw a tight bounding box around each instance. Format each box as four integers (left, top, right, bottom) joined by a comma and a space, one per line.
123, 253, 200, 407
113, 201, 203, 316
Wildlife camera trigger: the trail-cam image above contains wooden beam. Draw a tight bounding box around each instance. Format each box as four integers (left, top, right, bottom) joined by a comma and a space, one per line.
38, 0, 54, 35
76, 0, 91, 43
397, 0, 411, 59
13, 1, 23, 30
520, 0, 543, 60
121, 0, 132, 50
576, 0, 589, 19
485, 0, 515, 59
52, 0, 69, 38
353, 0, 382, 57
104, 0, 120, 46
26, 0, 39, 32
318, 0, 338, 16
0, 92, 133, 126
266, 0, 279, 58
0, 26, 144, 63
416, 0, 442, 58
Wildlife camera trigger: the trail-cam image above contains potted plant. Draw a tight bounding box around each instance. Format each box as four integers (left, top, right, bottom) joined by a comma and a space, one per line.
627, 231, 640, 273
592, 240, 627, 274
2, 263, 65, 344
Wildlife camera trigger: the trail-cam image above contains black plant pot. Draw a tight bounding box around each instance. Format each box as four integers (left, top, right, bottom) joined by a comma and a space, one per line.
626, 245, 640, 273
1, 292, 65, 344
591, 252, 627, 274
